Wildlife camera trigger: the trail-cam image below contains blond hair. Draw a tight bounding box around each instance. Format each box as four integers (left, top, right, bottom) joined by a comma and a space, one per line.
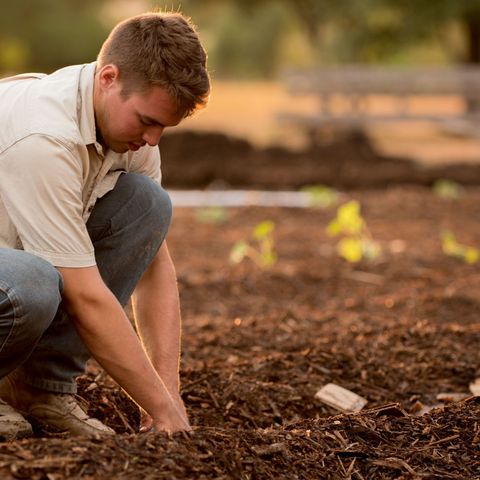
97, 12, 210, 117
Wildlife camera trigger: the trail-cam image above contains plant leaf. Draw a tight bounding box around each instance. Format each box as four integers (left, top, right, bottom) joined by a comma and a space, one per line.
465, 247, 479, 264
253, 220, 275, 240
301, 185, 339, 208
433, 179, 462, 199
337, 200, 364, 234
229, 241, 248, 264
326, 219, 341, 236
338, 237, 363, 263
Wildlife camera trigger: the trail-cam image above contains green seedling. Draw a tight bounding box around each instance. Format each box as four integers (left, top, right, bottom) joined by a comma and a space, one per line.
441, 230, 479, 264
230, 220, 277, 268
432, 179, 463, 199
327, 200, 381, 263
195, 206, 228, 224
301, 185, 339, 209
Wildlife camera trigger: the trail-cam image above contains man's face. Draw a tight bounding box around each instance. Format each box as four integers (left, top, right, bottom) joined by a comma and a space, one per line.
95, 66, 185, 153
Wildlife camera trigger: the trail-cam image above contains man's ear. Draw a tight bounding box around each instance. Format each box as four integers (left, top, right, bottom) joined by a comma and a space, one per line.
97, 64, 120, 90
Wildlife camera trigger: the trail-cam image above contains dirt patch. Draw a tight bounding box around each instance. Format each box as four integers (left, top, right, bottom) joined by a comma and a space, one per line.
1, 186, 480, 478
161, 130, 480, 190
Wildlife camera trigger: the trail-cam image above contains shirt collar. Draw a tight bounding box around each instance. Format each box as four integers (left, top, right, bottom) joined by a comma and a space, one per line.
78, 62, 101, 149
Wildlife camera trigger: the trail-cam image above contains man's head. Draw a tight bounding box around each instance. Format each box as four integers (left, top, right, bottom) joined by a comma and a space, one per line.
98, 11, 210, 116
94, 11, 210, 153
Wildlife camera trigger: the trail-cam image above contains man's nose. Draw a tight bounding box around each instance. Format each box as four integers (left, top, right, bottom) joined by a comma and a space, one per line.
143, 127, 164, 146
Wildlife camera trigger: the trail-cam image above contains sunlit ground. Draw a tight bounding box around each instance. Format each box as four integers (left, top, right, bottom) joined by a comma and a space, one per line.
178, 80, 480, 166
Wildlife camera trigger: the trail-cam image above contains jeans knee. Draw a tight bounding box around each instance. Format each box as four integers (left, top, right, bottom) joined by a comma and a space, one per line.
0, 253, 62, 363
149, 183, 173, 237
123, 173, 172, 239
8, 255, 62, 335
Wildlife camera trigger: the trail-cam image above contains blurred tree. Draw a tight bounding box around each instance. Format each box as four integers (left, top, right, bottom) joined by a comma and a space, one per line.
0, 0, 109, 74
205, 2, 290, 78
3, 0, 480, 79
206, 0, 480, 66
283, 0, 480, 65
330, 0, 480, 64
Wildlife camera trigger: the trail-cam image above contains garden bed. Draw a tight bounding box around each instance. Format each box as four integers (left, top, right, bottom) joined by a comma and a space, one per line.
1, 185, 480, 478
160, 130, 480, 189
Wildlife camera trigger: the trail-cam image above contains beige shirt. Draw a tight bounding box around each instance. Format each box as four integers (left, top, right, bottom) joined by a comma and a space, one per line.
0, 62, 161, 267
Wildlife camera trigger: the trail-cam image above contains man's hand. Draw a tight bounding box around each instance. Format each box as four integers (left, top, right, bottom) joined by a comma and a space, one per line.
141, 393, 191, 433
140, 393, 190, 433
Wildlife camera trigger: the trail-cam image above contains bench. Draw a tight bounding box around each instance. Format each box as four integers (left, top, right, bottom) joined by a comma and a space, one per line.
277, 66, 480, 140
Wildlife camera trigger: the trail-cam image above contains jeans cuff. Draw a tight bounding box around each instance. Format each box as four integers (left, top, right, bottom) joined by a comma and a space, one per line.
22, 376, 77, 394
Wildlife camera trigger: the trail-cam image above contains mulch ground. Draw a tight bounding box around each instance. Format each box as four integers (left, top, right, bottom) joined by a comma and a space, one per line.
1, 136, 480, 478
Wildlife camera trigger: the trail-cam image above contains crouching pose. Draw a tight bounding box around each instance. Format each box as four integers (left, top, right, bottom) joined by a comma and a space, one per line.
0, 11, 210, 440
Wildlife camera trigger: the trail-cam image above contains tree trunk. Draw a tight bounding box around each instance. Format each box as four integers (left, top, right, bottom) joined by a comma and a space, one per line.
465, 15, 480, 63
463, 11, 480, 111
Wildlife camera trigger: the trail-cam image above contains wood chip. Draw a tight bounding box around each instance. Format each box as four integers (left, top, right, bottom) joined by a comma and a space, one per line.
366, 403, 408, 417
343, 271, 384, 285
253, 442, 287, 457
412, 403, 444, 416
315, 383, 367, 412
372, 457, 417, 475
469, 378, 480, 396
436, 392, 470, 403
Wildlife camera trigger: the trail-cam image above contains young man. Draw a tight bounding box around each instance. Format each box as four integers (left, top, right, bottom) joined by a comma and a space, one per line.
0, 11, 210, 440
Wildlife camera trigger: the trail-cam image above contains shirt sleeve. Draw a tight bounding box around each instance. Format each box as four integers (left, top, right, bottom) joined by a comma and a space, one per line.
0, 134, 96, 267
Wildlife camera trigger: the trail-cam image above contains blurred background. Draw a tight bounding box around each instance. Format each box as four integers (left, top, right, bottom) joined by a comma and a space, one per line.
1, 0, 480, 168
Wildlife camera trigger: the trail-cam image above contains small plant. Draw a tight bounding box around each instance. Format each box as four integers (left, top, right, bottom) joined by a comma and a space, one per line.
195, 206, 228, 224
327, 200, 381, 263
230, 220, 277, 268
433, 179, 463, 199
441, 230, 479, 264
301, 185, 339, 209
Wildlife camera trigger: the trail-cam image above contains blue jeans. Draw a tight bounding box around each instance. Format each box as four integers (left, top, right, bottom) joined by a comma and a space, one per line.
0, 173, 172, 393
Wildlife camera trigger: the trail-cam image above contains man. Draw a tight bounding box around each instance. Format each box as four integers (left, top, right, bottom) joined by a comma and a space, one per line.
0, 11, 210, 440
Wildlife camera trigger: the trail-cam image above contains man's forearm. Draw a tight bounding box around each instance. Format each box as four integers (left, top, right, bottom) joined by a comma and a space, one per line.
72, 290, 172, 410
58, 265, 188, 432
132, 242, 182, 393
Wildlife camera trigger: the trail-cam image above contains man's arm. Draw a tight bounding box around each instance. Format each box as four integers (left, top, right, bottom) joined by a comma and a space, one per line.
131, 242, 188, 428
57, 265, 190, 433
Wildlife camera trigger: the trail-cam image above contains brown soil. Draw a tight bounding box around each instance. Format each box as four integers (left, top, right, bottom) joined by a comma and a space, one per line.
1, 134, 480, 479
160, 130, 480, 190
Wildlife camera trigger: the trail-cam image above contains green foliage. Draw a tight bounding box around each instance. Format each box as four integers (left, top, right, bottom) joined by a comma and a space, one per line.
230, 220, 277, 268
194, 207, 228, 224
327, 200, 364, 236
201, 0, 480, 77
252, 220, 275, 240
290, 0, 480, 64
207, 2, 290, 78
441, 230, 479, 264
3, 0, 480, 79
301, 185, 339, 209
0, 38, 29, 72
0, 0, 109, 74
432, 179, 464, 199
327, 200, 381, 263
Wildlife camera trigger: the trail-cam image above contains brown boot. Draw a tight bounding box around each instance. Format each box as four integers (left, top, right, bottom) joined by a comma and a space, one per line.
0, 399, 33, 441
0, 375, 115, 437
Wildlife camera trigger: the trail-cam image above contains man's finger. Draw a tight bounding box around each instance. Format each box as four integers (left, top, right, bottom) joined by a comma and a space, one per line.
139, 414, 154, 432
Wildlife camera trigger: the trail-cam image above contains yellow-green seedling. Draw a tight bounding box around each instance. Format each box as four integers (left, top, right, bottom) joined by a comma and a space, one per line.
432, 179, 463, 199
301, 185, 339, 209
230, 220, 277, 268
195, 206, 228, 224
441, 230, 479, 264
327, 200, 381, 263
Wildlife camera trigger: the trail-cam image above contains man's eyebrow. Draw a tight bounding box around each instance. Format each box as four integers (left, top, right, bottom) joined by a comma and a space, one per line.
139, 114, 164, 126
